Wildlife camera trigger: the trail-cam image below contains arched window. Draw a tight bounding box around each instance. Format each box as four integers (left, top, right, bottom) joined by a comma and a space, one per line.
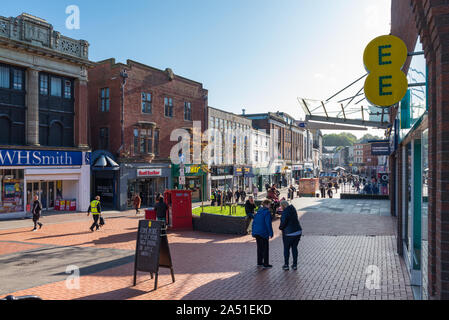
48, 121, 64, 146
0, 116, 11, 145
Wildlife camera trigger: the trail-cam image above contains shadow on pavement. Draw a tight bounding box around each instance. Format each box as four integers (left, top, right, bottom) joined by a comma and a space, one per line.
76, 287, 149, 300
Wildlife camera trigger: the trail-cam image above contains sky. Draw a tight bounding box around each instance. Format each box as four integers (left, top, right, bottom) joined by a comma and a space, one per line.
1, 0, 391, 138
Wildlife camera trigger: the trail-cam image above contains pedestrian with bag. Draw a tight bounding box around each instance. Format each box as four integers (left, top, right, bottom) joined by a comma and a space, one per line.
279, 200, 302, 271
87, 196, 102, 232
133, 193, 142, 215
31, 195, 43, 231
251, 199, 274, 269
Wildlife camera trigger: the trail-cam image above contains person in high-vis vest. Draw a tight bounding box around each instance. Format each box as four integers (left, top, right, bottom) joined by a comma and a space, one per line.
87, 196, 102, 232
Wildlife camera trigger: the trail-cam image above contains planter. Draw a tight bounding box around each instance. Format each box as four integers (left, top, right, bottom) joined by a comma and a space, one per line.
192, 212, 249, 235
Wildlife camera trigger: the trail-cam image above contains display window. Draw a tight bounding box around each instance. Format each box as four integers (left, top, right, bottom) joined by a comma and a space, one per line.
0, 169, 24, 213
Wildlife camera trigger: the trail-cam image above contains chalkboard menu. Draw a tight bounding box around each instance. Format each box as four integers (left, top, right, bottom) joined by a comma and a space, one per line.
133, 219, 175, 290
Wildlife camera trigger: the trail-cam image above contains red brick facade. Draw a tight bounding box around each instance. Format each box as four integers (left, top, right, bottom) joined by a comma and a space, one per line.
88, 59, 208, 163
391, 0, 449, 300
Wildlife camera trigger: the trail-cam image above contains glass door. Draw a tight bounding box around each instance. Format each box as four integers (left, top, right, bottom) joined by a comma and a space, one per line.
41, 181, 48, 210
48, 182, 55, 209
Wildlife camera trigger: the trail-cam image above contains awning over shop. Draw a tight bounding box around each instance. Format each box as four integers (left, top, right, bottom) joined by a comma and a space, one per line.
91, 151, 120, 171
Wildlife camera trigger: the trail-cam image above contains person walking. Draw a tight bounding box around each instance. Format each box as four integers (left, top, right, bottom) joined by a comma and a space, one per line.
245, 196, 257, 235
334, 182, 339, 194
155, 197, 168, 223
253, 184, 258, 199
327, 187, 333, 198
235, 189, 241, 203
87, 196, 102, 232
133, 193, 142, 215
320, 183, 326, 198
279, 200, 302, 271
31, 195, 43, 231
251, 200, 274, 269
240, 189, 247, 203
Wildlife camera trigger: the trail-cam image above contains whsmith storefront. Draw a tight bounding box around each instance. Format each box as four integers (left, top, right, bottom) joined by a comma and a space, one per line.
0, 148, 91, 219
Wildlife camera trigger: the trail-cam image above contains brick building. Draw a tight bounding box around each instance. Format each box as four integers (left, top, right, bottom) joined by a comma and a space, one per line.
88, 59, 208, 208
389, 0, 449, 300
0, 14, 92, 219
243, 112, 304, 187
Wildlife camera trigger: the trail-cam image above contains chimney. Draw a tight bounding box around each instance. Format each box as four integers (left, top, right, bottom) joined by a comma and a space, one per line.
242, 108, 246, 115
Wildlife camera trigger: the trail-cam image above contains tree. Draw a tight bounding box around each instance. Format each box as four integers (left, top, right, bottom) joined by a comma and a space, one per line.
357, 134, 383, 144
323, 133, 357, 147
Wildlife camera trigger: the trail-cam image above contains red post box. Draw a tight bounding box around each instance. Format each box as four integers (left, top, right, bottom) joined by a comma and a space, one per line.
145, 208, 156, 220
164, 190, 192, 230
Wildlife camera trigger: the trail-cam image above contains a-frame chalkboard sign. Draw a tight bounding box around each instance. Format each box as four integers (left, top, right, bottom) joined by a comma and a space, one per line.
133, 219, 175, 290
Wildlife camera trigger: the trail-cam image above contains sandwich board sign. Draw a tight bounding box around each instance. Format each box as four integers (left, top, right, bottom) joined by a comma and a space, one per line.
133, 219, 175, 290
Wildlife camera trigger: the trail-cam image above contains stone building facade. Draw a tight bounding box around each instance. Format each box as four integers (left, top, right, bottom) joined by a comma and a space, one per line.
0, 14, 92, 219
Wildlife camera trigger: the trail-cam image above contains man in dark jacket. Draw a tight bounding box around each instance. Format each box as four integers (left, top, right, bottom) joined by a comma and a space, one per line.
31, 195, 43, 231
155, 197, 168, 222
279, 200, 302, 271
245, 196, 257, 234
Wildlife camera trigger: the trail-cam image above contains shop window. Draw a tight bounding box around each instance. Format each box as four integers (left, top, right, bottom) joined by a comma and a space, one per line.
0, 169, 24, 214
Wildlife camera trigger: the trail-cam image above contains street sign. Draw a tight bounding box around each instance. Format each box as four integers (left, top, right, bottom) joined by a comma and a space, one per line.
133, 220, 175, 290
363, 35, 408, 107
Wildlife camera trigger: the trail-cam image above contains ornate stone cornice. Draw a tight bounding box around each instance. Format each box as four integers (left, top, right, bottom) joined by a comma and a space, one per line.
0, 13, 91, 65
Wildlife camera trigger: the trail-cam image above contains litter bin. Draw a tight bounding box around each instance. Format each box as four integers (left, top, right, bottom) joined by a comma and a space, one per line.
145, 208, 156, 220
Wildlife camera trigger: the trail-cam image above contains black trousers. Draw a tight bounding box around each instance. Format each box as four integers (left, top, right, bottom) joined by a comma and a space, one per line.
90, 214, 100, 230
255, 235, 269, 266
283, 235, 301, 266
32, 214, 41, 228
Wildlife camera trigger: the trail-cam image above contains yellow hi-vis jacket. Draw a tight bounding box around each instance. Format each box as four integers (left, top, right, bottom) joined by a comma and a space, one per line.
90, 200, 100, 215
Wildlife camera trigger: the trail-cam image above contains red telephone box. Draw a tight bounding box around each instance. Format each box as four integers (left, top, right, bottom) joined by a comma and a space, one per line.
164, 190, 192, 230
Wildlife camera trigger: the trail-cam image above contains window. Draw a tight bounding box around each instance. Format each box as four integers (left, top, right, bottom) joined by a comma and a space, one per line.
135, 127, 155, 155
164, 97, 173, 117
50, 77, 62, 96
255, 151, 259, 162
64, 80, 72, 99
0, 65, 9, 88
154, 129, 160, 155
13, 69, 23, 90
40, 74, 48, 95
209, 117, 214, 129
99, 128, 109, 150
184, 102, 192, 121
133, 129, 139, 153
101, 88, 110, 112
142, 92, 152, 114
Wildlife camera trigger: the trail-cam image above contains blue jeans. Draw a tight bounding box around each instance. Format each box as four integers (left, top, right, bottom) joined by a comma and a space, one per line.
283, 235, 301, 266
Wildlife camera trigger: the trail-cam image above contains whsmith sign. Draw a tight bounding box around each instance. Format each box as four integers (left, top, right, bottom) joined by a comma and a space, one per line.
0, 149, 83, 166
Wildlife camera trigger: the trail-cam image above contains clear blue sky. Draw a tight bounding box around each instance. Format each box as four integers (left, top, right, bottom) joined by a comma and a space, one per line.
1, 0, 391, 137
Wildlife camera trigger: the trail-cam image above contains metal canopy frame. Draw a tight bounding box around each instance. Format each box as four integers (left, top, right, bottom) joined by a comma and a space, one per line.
298, 51, 426, 131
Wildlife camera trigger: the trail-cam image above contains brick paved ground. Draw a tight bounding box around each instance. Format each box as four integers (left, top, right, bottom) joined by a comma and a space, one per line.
0, 196, 413, 300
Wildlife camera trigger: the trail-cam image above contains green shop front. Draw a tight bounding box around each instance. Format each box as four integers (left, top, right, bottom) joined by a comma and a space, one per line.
391, 38, 429, 300
172, 164, 208, 203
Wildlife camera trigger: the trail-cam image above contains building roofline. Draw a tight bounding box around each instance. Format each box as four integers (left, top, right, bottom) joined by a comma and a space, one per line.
95, 58, 206, 88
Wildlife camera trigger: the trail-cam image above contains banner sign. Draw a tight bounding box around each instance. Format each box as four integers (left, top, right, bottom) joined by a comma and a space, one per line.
370, 141, 391, 156
0, 149, 83, 166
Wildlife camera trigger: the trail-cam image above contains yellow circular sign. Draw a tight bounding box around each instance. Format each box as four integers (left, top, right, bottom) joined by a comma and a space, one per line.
363, 35, 408, 107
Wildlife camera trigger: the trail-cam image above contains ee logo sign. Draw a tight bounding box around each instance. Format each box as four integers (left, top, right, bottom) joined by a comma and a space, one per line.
363, 35, 408, 107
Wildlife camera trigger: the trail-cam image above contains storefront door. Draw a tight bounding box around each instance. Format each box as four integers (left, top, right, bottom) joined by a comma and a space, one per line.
27, 181, 60, 211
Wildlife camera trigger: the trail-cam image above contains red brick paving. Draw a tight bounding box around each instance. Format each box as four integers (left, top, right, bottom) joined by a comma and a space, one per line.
1, 210, 414, 300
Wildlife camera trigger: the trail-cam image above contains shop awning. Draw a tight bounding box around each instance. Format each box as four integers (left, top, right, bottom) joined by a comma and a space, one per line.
92, 155, 120, 171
